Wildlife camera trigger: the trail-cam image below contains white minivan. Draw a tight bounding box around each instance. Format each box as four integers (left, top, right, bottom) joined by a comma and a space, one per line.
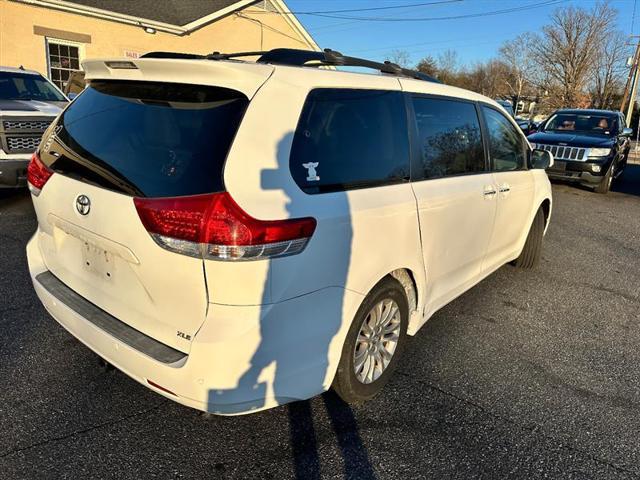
26, 49, 553, 415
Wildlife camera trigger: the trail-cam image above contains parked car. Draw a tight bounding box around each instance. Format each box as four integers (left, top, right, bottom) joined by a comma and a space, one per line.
26, 48, 553, 415
496, 99, 515, 117
516, 117, 537, 135
0, 66, 68, 189
529, 108, 631, 194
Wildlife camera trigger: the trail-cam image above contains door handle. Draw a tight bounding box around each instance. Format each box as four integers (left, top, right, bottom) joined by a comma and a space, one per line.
499, 183, 511, 193
483, 186, 497, 197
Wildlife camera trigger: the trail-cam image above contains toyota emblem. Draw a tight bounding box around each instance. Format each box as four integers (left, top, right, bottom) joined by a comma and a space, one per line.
75, 195, 91, 216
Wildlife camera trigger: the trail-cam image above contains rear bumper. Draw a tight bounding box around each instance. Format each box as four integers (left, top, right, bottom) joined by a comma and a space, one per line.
0, 154, 30, 188
27, 234, 361, 415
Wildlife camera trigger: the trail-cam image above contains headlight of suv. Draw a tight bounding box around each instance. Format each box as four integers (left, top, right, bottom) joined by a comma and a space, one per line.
588, 148, 611, 157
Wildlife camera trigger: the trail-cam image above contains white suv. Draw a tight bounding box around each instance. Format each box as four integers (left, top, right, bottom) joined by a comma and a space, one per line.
26, 49, 553, 415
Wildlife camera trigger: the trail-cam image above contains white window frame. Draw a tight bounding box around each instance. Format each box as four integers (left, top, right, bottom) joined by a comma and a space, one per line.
45, 37, 85, 91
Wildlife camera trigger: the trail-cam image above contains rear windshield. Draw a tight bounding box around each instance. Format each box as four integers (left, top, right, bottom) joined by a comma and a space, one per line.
51, 81, 248, 197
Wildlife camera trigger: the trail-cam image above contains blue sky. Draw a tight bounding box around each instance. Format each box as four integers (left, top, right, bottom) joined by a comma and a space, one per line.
287, 0, 639, 67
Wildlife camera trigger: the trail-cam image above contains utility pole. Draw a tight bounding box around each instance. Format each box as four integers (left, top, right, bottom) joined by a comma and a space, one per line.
628, 71, 640, 127
621, 37, 640, 126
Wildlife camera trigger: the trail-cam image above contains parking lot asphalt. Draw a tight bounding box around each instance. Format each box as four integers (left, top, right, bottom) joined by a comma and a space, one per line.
1, 167, 640, 480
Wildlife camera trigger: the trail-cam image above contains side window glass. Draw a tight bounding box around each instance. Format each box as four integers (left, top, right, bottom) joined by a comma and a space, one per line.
290, 89, 410, 194
482, 106, 526, 171
411, 97, 485, 180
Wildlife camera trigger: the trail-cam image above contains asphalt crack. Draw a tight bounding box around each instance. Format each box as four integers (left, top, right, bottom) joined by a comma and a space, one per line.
0, 400, 168, 459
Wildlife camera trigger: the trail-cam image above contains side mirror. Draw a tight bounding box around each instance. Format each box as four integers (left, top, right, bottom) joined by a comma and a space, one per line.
531, 149, 554, 169
622, 127, 633, 137
67, 92, 78, 100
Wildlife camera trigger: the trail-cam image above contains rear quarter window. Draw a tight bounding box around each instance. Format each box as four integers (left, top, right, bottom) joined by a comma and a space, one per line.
289, 89, 410, 194
48, 81, 248, 197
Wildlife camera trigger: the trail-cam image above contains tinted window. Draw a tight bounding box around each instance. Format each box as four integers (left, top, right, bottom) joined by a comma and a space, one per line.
50, 81, 248, 197
411, 96, 485, 180
290, 89, 409, 193
482, 106, 526, 172
0, 71, 66, 102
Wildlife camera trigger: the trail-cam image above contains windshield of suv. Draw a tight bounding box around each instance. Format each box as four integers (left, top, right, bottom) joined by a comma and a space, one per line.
0, 71, 66, 102
544, 113, 617, 135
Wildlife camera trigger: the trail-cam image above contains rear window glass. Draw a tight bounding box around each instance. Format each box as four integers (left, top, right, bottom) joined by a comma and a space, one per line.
290, 89, 410, 194
51, 81, 248, 197
411, 96, 485, 179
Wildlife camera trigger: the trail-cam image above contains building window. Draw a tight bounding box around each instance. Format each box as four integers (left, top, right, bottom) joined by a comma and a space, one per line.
47, 39, 81, 90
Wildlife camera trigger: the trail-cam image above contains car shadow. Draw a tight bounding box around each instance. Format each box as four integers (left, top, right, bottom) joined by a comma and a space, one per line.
0, 187, 29, 205
548, 163, 640, 197
206, 132, 375, 479
612, 163, 640, 197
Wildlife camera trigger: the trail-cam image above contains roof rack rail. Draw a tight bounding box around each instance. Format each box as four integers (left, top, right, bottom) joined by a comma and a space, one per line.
255, 48, 438, 83
140, 48, 439, 83
141, 51, 207, 60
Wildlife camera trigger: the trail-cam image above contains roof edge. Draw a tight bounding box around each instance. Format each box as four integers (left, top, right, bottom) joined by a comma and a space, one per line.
179, 0, 258, 32
13, 0, 186, 33
268, 0, 320, 51
11, 0, 319, 47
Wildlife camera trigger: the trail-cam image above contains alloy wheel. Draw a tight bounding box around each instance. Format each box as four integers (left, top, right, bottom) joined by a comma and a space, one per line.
353, 298, 401, 384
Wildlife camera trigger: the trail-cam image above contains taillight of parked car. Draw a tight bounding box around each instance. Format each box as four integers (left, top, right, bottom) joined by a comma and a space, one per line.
27, 152, 53, 196
133, 192, 316, 261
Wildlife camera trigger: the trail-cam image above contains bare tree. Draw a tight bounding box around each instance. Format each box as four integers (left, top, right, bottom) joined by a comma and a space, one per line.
530, 2, 619, 109
460, 60, 511, 98
499, 33, 538, 113
590, 31, 629, 109
437, 49, 458, 71
435, 49, 459, 85
388, 49, 411, 68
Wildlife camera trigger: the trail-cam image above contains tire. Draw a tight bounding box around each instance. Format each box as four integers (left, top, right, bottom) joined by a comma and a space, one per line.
332, 276, 409, 404
513, 208, 545, 269
594, 164, 613, 194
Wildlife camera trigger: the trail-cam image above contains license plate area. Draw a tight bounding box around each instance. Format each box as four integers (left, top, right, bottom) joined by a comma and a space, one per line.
551, 161, 566, 171
81, 240, 115, 280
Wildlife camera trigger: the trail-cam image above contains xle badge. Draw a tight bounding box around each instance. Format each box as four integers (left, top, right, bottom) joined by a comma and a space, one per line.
177, 331, 192, 341
302, 162, 320, 181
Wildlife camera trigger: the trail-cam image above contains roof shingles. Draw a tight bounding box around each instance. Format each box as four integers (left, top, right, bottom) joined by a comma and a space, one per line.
67, 0, 254, 26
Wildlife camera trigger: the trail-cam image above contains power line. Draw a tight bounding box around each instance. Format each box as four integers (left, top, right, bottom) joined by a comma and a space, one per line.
351, 27, 528, 54
303, 0, 564, 22
234, 12, 306, 45
249, 0, 462, 15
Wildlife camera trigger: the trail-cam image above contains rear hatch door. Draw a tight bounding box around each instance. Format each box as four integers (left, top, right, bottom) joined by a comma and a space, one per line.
32, 61, 271, 352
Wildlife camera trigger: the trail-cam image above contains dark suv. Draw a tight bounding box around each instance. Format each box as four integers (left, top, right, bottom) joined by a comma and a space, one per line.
528, 109, 631, 194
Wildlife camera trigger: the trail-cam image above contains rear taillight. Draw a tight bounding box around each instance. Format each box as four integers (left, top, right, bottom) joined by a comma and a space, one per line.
133, 192, 316, 261
27, 152, 53, 196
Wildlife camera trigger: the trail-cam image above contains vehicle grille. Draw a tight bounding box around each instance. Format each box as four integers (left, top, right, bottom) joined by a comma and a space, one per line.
0, 115, 53, 154
6, 136, 42, 152
3, 120, 52, 131
533, 143, 588, 161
